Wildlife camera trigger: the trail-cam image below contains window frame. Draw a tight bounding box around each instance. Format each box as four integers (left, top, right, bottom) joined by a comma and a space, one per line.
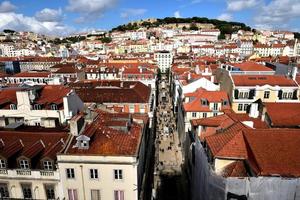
264, 91, 270, 99
66, 168, 75, 179
21, 184, 32, 199
44, 184, 55, 200
238, 104, 243, 111
114, 169, 123, 180
19, 159, 30, 169
43, 160, 53, 171
0, 159, 6, 168
90, 169, 99, 180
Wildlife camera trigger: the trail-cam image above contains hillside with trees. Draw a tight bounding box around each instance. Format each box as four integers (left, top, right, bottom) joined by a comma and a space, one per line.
111, 17, 252, 36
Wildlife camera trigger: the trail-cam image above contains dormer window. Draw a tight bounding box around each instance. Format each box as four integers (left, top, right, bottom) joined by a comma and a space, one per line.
10, 104, 17, 110
43, 160, 53, 170
51, 104, 58, 110
222, 100, 228, 106
0, 159, 6, 168
33, 104, 41, 110
19, 159, 29, 169
201, 99, 208, 106
75, 135, 90, 150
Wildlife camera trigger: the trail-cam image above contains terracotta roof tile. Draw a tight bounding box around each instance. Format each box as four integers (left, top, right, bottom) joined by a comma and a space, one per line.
232, 75, 298, 87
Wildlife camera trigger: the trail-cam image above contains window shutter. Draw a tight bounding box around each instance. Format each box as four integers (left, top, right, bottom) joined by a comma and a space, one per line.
293, 90, 298, 99
234, 89, 239, 99
278, 90, 283, 99
249, 89, 255, 99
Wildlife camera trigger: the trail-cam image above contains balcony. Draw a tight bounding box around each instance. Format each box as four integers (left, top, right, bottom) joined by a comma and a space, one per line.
0, 169, 60, 180
16, 169, 31, 175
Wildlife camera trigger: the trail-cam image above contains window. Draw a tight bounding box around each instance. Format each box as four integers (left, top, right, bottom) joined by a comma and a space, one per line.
264, 91, 270, 99
238, 104, 243, 111
213, 113, 218, 117
244, 104, 249, 111
114, 169, 123, 180
192, 112, 197, 118
283, 92, 287, 99
21, 184, 32, 199
222, 100, 228, 106
129, 105, 134, 113
288, 92, 293, 99
33, 104, 41, 110
68, 189, 78, 200
45, 185, 55, 200
91, 189, 101, 200
43, 160, 53, 170
238, 91, 249, 99
0, 159, 6, 168
213, 103, 218, 111
202, 113, 207, 118
51, 104, 58, 110
66, 168, 75, 179
90, 169, 98, 179
20, 160, 29, 169
10, 104, 17, 110
0, 183, 9, 198
114, 190, 124, 200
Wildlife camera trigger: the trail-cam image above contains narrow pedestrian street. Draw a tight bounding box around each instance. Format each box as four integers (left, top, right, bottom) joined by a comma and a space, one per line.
152, 75, 187, 200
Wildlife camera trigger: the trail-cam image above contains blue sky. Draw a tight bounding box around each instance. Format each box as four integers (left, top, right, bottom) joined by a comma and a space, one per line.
0, 0, 299, 35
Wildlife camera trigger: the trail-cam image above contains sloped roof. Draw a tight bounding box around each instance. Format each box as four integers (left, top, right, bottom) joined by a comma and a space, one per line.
244, 129, 300, 177
232, 75, 298, 87
66, 110, 143, 156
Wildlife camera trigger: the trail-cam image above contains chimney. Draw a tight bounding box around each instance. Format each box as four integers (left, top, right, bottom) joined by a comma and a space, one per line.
291, 66, 297, 81
249, 103, 259, 118
188, 72, 191, 80
70, 114, 85, 136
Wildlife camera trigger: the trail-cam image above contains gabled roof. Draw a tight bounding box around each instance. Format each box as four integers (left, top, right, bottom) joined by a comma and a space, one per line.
206, 123, 248, 159
183, 88, 230, 112
220, 161, 247, 178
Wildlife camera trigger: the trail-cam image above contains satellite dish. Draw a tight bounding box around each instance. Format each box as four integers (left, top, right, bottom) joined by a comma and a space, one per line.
29, 94, 36, 101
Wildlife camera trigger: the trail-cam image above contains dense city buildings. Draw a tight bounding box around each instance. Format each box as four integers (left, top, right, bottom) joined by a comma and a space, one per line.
0, 6, 300, 199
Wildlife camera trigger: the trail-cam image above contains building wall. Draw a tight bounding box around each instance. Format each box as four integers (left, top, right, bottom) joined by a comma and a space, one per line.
57, 155, 139, 200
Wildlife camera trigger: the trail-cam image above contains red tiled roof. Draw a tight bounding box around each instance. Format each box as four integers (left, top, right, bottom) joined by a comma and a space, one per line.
0, 130, 68, 163
206, 127, 248, 159
244, 129, 300, 177
12, 71, 51, 78
184, 88, 230, 112
230, 61, 273, 71
264, 103, 300, 127
232, 75, 298, 87
66, 110, 143, 156
220, 161, 247, 177
74, 81, 150, 104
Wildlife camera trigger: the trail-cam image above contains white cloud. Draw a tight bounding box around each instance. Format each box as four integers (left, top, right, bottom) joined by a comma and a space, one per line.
174, 10, 181, 18
66, 0, 117, 22
0, 1, 16, 13
227, 0, 259, 11
217, 13, 232, 21
254, 0, 300, 29
0, 12, 74, 36
120, 8, 147, 18
35, 8, 63, 22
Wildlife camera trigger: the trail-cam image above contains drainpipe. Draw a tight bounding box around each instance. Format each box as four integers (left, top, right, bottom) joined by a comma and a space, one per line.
80, 165, 86, 200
